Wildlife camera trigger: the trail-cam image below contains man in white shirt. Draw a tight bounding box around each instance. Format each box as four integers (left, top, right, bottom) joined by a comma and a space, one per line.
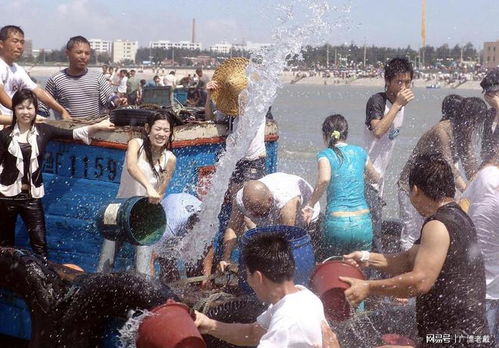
0, 25, 71, 124
163, 71, 176, 88
218, 172, 320, 272
195, 233, 340, 348
364, 57, 414, 251
462, 149, 499, 344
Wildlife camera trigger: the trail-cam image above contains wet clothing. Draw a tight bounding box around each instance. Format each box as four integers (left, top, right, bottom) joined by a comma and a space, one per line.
256, 285, 327, 347
463, 166, 499, 344
481, 109, 498, 162
235, 172, 320, 228
398, 121, 460, 249
0, 195, 47, 257
317, 144, 373, 257
414, 203, 490, 345
117, 138, 174, 198
0, 123, 90, 198
98, 138, 175, 276
364, 92, 405, 195
0, 123, 91, 258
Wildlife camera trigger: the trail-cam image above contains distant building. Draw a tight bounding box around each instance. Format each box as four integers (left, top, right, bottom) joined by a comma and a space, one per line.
112, 40, 138, 63
210, 41, 271, 54
89, 39, 112, 54
23, 39, 33, 57
150, 40, 201, 50
484, 40, 499, 69
210, 42, 233, 54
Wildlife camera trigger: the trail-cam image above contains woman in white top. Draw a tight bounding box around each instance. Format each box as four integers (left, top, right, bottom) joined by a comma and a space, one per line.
98, 111, 177, 276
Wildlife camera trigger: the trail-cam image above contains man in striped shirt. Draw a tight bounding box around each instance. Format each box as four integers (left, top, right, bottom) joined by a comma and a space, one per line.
44, 36, 124, 119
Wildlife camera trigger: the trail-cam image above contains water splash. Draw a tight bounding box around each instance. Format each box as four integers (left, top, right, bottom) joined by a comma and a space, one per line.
178, 0, 335, 264
118, 309, 154, 348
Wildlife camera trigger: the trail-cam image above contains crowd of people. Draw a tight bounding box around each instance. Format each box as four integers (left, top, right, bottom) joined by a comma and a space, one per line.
0, 23, 498, 347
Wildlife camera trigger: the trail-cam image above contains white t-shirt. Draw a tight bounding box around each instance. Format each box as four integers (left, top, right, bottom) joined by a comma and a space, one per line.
364, 93, 405, 195
257, 285, 326, 348
462, 165, 499, 300
163, 74, 176, 88
236, 172, 320, 227
214, 110, 266, 161
0, 58, 37, 115
117, 76, 128, 94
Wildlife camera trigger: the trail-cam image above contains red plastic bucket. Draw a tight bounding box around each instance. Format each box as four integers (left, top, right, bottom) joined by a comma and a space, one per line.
137, 300, 206, 348
309, 260, 365, 322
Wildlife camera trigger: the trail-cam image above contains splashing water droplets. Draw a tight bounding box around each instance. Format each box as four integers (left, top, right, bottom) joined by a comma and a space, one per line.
178, 0, 346, 264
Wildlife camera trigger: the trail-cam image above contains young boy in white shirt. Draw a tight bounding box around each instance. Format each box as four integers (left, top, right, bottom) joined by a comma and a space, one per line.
195, 233, 340, 348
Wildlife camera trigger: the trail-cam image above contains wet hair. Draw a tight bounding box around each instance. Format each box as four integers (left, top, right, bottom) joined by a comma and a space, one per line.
0, 25, 24, 41
66, 36, 90, 50
322, 114, 348, 165
451, 97, 488, 160
195, 68, 202, 74
11, 89, 38, 128
384, 57, 414, 82
242, 233, 295, 283
140, 111, 176, 178
440, 94, 464, 121
409, 153, 455, 201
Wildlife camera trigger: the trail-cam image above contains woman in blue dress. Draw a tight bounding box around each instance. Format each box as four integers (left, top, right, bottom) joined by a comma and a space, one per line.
303, 114, 380, 259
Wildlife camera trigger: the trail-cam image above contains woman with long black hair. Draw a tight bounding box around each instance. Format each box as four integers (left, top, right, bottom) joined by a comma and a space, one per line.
0, 89, 115, 259
97, 111, 177, 276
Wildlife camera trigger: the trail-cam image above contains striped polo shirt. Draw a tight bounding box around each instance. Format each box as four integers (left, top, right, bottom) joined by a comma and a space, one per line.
45, 68, 114, 118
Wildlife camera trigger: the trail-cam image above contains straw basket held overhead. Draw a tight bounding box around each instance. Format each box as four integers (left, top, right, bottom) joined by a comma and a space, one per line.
211, 57, 249, 116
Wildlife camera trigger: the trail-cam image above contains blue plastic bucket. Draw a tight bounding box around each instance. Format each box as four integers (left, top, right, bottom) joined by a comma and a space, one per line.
97, 197, 166, 246
238, 225, 316, 294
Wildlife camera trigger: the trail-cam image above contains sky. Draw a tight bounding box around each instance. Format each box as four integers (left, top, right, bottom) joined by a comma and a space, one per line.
0, 0, 497, 50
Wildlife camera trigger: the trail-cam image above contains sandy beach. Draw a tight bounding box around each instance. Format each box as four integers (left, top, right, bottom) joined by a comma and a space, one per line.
23, 65, 482, 90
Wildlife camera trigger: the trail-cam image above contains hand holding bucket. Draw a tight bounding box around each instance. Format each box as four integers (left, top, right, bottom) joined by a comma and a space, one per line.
309, 258, 365, 322
137, 299, 206, 348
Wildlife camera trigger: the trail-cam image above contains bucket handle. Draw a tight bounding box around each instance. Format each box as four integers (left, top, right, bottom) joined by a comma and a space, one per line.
321, 255, 344, 263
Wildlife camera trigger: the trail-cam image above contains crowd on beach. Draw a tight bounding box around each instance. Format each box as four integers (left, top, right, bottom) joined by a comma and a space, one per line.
0, 24, 499, 347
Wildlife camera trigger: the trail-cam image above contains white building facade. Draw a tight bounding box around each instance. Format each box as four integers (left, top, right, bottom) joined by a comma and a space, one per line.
112, 40, 138, 63
89, 39, 112, 54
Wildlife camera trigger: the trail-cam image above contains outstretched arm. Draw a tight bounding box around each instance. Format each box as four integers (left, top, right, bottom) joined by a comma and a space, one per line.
33, 87, 71, 119
195, 311, 265, 346
303, 158, 330, 223
342, 220, 449, 306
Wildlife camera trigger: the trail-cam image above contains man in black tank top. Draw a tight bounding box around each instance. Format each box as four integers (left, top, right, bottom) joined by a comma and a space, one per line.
341, 154, 492, 347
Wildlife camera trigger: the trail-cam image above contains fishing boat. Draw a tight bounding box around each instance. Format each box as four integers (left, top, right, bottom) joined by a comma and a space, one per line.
0, 118, 279, 346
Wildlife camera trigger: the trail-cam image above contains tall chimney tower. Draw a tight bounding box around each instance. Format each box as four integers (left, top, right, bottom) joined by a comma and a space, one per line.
192, 18, 196, 43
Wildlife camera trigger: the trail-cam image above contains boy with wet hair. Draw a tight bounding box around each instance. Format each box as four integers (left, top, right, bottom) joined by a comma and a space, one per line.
480, 70, 499, 163
364, 57, 414, 252
342, 153, 492, 346
195, 233, 340, 348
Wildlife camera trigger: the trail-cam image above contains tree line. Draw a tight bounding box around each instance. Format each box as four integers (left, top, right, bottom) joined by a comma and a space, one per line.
20, 42, 480, 68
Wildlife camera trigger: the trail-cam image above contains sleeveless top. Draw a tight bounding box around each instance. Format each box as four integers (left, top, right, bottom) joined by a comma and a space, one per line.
117, 138, 174, 198
415, 203, 489, 343
317, 144, 369, 214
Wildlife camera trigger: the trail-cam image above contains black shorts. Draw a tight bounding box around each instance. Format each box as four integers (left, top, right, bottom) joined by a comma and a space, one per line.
230, 157, 266, 185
